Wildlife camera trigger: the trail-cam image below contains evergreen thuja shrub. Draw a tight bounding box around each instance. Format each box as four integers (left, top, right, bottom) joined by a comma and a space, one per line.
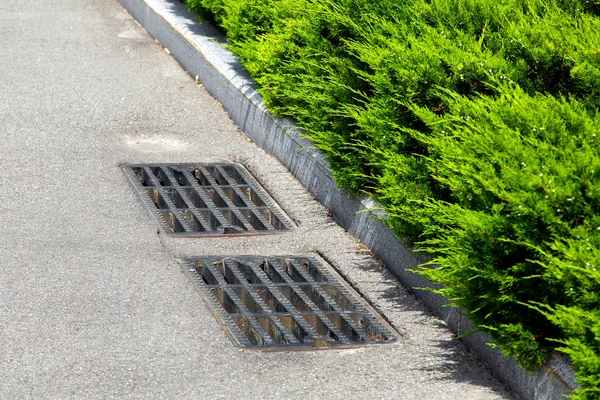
185, 0, 600, 191
382, 85, 600, 375
530, 237, 600, 399
182, 0, 600, 395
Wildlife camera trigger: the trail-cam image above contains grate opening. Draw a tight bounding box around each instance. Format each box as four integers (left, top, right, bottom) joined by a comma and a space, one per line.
348, 313, 388, 341
277, 286, 311, 312
248, 208, 283, 230
254, 286, 288, 313
166, 189, 188, 208
301, 314, 340, 342
231, 260, 263, 284
282, 260, 308, 283
184, 256, 396, 349
180, 210, 206, 232
298, 285, 336, 312
196, 210, 220, 231
303, 261, 329, 282
277, 315, 309, 343
158, 211, 185, 233
124, 163, 293, 236
204, 166, 229, 185
237, 209, 268, 231
191, 168, 212, 186
133, 167, 153, 187
324, 314, 363, 342
171, 169, 191, 186
261, 260, 287, 284
217, 261, 243, 285
230, 286, 263, 313
320, 284, 356, 311
150, 167, 172, 186
238, 186, 266, 207
220, 165, 246, 184
145, 188, 168, 209
255, 316, 290, 345
205, 188, 227, 208
219, 210, 250, 232
219, 187, 248, 207
211, 288, 241, 314
196, 262, 220, 285
181, 189, 207, 208
147, 188, 188, 209
232, 316, 265, 346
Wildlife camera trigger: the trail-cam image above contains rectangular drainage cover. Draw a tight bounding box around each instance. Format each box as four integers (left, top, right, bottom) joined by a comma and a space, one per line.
123, 163, 293, 236
184, 256, 396, 349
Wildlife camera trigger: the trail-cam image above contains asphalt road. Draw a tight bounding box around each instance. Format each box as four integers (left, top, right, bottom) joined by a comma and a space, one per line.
0, 0, 514, 398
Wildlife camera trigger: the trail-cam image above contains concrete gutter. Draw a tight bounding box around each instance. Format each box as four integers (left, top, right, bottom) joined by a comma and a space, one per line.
116, 0, 578, 398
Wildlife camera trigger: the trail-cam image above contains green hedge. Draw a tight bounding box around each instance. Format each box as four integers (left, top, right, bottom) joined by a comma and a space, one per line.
184, 0, 600, 397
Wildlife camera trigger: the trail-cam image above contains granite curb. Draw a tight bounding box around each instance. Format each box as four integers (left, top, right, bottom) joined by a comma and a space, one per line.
115, 0, 578, 398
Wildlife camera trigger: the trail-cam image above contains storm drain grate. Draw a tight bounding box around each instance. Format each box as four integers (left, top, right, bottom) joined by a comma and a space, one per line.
123, 163, 293, 236
184, 256, 396, 349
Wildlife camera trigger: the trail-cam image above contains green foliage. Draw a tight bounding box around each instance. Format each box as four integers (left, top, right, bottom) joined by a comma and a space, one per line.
403, 87, 600, 384
183, 0, 600, 396
543, 306, 600, 400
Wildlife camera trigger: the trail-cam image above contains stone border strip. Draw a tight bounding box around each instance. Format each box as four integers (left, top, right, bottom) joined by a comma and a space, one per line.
116, 0, 577, 398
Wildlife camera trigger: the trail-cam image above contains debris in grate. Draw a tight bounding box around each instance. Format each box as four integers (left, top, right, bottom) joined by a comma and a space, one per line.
123, 163, 294, 236
183, 256, 396, 349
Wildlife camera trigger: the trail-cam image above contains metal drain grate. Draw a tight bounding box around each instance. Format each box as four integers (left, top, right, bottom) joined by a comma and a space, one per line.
123, 163, 293, 236
184, 256, 396, 349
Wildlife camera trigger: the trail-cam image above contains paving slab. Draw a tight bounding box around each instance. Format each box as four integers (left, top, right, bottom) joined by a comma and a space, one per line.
0, 0, 513, 398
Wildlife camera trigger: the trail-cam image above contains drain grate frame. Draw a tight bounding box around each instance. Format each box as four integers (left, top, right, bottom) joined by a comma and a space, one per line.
123, 163, 294, 236
183, 255, 397, 350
